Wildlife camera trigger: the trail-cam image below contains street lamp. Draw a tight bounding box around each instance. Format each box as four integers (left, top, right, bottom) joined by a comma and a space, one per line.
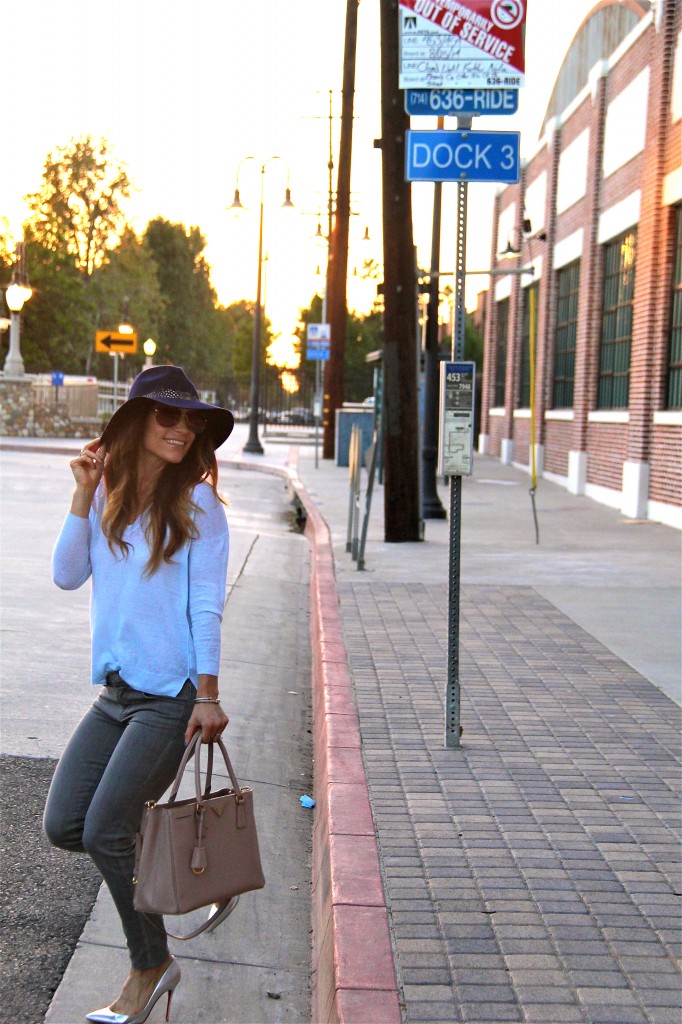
229, 155, 294, 454
143, 338, 157, 369
3, 245, 32, 377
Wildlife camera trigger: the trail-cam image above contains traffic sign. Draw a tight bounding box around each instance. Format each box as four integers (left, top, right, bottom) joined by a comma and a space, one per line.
405, 88, 518, 117
306, 323, 330, 360
406, 129, 520, 183
307, 340, 330, 361
399, 0, 526, 90
306, 323, 330, 342
95, 330, 138, 354
438, 361, 476, 477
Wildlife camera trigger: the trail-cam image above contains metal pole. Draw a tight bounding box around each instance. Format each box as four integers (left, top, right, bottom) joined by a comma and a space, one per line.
314, 359, 321, 469
422, 170, 446, 519
113, 352, 119, 410
445, 155, 470, 749
317, 182, 331, 472
244, 163, 266, 454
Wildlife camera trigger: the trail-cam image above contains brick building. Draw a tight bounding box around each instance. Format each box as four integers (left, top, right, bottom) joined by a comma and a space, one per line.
479, 0, 681, 528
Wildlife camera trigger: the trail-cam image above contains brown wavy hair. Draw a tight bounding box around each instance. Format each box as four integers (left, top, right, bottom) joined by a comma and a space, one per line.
101, 400, 225, 575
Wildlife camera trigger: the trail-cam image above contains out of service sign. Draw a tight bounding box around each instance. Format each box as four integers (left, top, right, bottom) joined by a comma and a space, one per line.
399, 0, 526, 90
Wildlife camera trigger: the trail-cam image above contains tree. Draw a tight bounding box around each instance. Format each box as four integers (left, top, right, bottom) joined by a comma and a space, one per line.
143, 218, 232, 379
224, 300, 271, 378
344, 309, 382, 402
88, 227, 166, 378
296, 293, 381, 402
439, 304, 484, 369
25, 136, 131, 278
16, 236, 94, 373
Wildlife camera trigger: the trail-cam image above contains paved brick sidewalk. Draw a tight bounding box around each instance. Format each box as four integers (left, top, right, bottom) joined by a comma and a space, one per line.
340, 580, 681, 1024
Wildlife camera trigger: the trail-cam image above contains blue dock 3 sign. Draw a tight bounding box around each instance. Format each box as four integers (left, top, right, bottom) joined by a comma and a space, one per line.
406, 128, 520, 184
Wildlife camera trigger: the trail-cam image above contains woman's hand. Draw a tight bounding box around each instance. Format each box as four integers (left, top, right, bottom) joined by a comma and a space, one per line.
185, 701, 229, 746
69, 439, 106, 517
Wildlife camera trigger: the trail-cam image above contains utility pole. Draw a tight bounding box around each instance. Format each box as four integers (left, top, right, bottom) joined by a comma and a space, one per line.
323, 0, 359, 460
379, 0, 421, 542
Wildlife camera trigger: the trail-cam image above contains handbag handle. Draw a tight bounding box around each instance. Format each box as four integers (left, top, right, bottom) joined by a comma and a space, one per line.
167, 733, 244, 807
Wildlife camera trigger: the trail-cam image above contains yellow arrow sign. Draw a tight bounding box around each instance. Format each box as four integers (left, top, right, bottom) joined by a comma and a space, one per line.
95, 330, 139, 354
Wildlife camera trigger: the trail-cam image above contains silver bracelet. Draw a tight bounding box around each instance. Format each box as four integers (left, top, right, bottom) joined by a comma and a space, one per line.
194, 696, 221, 705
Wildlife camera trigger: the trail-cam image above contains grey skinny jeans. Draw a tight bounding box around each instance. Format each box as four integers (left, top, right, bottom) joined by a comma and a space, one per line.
44, 676, 195, 969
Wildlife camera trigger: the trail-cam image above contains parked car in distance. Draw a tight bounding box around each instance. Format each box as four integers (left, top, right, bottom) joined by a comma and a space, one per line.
279, 407, 315, 426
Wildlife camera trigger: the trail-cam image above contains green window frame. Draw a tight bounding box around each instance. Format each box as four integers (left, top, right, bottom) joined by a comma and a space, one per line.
493, 298, 509, 407
667, 205, 682, 409
518, 283, 539, 408
553, 260, 580, 408
597, 229, 637, 409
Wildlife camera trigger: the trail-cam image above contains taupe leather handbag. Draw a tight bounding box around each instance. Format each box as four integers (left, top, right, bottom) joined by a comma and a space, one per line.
133, 733, 265, 932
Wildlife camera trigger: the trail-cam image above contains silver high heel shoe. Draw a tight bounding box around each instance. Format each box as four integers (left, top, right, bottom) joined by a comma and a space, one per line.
85, 956, 181, 1024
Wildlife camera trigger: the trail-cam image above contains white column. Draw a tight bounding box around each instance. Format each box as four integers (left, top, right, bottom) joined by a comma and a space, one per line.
3, 312, 25, 377
478, 433, 489, 455
500, 438, 513, 465
533, 443, 544, 477
621, 460, 650, 519
568, 450, 587, 494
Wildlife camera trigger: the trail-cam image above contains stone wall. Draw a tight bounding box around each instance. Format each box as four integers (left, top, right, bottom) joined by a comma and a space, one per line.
0, 377, 102, 438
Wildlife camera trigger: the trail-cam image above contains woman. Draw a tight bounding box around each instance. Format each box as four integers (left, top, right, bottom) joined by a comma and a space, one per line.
44, 365, 235, 1024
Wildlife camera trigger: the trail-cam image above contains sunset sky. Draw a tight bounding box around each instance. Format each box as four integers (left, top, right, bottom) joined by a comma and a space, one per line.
3, 0, 598, 344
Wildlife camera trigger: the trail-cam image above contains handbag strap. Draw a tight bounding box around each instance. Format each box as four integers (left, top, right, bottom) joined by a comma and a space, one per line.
167, 733, 245, 806
145, 896, 239, 941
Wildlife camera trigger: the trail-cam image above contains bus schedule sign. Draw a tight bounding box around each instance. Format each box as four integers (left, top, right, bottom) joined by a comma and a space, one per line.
399, 0, 526, 90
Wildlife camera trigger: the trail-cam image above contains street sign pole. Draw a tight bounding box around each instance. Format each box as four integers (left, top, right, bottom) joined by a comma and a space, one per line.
315, 360, 321, 470
307, 323, 331, 470
113, 352, 119, 410
445, 119, 471, 750
396, 0, 527, 749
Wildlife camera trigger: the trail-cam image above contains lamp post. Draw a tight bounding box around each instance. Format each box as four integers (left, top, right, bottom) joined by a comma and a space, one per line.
229, 156, 293, 454
3, 245, 32, 377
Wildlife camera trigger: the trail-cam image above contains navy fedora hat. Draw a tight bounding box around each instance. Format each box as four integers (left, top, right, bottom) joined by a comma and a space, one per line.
100, 365, 234, 450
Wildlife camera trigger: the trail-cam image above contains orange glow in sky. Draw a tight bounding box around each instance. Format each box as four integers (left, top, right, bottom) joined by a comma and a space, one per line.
3, 0, 599, 339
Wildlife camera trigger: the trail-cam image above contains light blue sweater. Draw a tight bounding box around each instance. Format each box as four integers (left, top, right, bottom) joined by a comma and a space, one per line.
52, 481, 229, 697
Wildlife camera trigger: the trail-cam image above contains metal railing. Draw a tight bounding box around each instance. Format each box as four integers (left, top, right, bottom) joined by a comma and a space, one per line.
98, 380, 131, 416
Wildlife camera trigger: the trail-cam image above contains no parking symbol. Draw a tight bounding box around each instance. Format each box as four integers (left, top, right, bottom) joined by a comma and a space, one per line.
490, 0, 525, 31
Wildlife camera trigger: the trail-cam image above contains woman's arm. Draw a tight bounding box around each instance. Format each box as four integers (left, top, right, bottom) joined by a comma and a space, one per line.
184, 673, 229, 744
52, 439, 106, 590
186, 486, 230, 743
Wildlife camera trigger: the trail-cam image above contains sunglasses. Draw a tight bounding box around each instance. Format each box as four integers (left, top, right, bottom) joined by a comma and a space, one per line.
153, 406, 208, 434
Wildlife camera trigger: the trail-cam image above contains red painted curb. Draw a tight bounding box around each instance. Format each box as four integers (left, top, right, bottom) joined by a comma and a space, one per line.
230, 451, 401, 1024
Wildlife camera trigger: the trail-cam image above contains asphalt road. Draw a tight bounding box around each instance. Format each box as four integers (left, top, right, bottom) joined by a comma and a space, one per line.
0, 755, 101, 1024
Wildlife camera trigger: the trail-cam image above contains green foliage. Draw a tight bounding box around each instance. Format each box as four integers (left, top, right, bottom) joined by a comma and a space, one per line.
19, 237, 95, 373
24, 136, 131, 278
88, 228, 166, 378
295, 293, 382, 402
344, 309, 382, 401
224, 299, 271, 378
439, 313, 484, 369
143, 218, 243, 381
464, 314, 484, 368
